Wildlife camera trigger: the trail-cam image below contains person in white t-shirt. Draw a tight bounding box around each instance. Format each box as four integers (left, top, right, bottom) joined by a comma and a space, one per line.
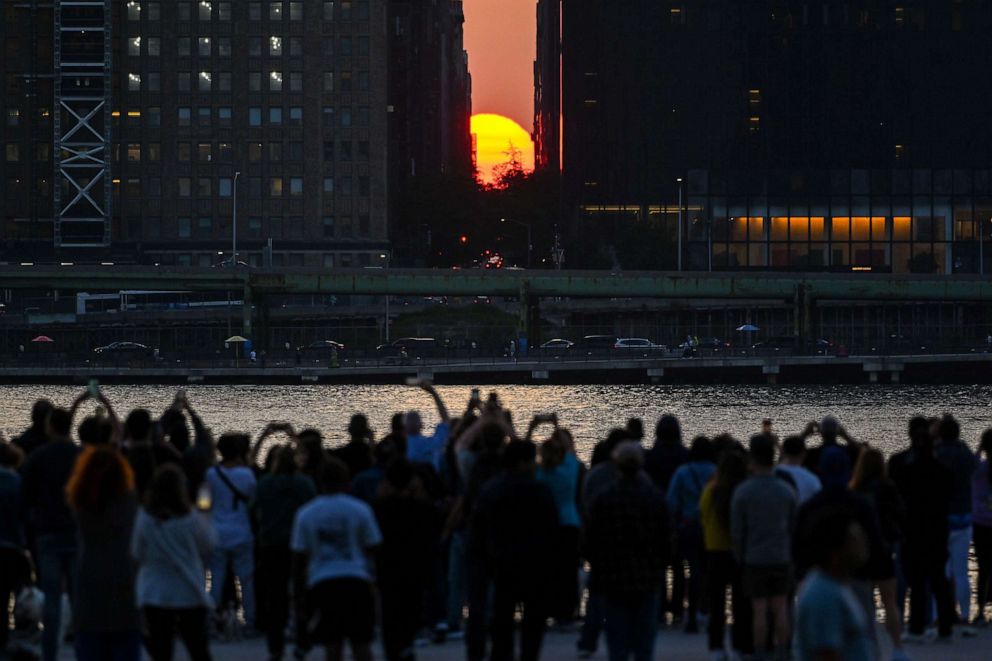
776, 435, 822, 504
291, 456, 382, 661
404, 381, 451, 470
206, 433, 258, 628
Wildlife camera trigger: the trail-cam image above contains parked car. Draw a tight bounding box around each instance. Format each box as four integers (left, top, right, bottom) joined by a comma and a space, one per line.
376, 337, 439, 363
297, 340, 347, 362
575, 335, 620, 356
614, 338, 668, 352
92, 341, 158, 360
540, 339, 574, 353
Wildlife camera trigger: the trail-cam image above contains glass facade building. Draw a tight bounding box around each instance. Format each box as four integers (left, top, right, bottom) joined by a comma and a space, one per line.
553, 1, 992, 275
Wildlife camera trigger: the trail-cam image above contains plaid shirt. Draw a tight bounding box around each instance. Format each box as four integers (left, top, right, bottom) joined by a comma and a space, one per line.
584, 474, 671, 597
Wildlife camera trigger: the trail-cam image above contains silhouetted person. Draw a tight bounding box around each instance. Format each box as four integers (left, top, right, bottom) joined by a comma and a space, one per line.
67, 447, 140, 661
291, 457, 381, 661
888, 416, 954, 641
974, 429, 992, 624
374, 459, 443, 661
332, 414, 374, 479
0, 439, 26, 653
19, 407, 80, 661
794, 507, 872, 661
666, 435, 716, 632
124, 409, 181, 497
700, 449, 753, 657
585, 442, 670, 661
471, 441, 557, 661
13, 398, 53, 456
934, 414, 978, 627
794, 447, 891, 658
132, 465, 216, 661
775, 435, 821, 504
801, 416, 862, 477
644, 414, 688, 620
731, 434, 797, 658
250, 445, 316, 659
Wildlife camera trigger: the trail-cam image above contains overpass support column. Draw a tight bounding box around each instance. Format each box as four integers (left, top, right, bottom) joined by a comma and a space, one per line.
242, 285, 253, 339
793, 284, 814, 346
519, 285, 541, 347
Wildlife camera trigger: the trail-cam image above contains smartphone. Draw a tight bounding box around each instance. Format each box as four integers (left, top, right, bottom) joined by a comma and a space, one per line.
195, 483, 213, 512
470, 388, 481, 402
87, 379, 99, 398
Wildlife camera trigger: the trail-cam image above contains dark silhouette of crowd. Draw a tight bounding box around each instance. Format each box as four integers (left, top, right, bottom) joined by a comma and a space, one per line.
1, 382, 991, 661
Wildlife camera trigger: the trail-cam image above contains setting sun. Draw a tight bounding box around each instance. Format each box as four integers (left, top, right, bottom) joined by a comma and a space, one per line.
471, 113, 535, 185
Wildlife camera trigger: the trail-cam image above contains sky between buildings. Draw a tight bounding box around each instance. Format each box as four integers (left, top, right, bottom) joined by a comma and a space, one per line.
463, 0, 536, 133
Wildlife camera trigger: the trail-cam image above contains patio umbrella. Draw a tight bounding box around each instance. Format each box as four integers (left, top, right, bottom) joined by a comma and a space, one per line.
225, 335, 249, 343
736, 324, 760, 332
30, 335, 54, 343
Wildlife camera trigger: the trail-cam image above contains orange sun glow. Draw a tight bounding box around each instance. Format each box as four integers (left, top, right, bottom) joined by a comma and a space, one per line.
471, 113, 535, 186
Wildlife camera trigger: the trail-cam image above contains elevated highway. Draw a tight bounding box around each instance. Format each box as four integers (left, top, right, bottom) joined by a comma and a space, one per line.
1, 266, 989, 343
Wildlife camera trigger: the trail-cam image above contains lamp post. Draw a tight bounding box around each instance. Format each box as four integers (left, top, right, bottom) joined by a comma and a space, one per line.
380, 252, 390, 343
677, 177, 684, 272
231, 171, 241, 266
500, 217, 532, 268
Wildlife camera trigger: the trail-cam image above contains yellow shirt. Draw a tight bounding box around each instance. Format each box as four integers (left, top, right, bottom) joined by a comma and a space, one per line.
699, 482, 731, 552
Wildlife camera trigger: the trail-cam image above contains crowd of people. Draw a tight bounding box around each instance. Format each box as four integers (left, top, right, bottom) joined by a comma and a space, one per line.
0, 382, 990, 661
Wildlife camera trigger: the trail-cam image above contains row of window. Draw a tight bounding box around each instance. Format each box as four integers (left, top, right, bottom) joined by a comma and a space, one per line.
127, 35, 370, 58
170, 176, 371, 198
122, 140, 368, 163
95, 105, 370, 130
126, 70, 369, 93
127, 1, 369, 23
132, 213, 374, 243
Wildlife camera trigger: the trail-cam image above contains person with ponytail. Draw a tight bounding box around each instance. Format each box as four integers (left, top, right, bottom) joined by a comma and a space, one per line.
972, 429, 992, 624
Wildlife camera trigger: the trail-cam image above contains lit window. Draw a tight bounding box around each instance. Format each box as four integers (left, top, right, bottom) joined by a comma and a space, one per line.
127, 1, 141, 21
128, 73, 141, 91
748, 116, 761, 133
128, 37, 141, 56
748, 89, 761, 105
894, 144, 905, 160
199, 1, 212, 21
670, 7, 683, 25
199, 71, 212, 91
290, 178, 303, 196
270, 178, 283, 196
127, 144, 141, 162
269, 36, 282, 56
219, 178, 233, 197
198, 37, 211, 56
269, 71, 283, 92
270, 2, 282, 20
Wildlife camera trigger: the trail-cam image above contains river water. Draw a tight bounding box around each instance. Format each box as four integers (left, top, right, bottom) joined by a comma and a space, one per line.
2, 383, 991, 456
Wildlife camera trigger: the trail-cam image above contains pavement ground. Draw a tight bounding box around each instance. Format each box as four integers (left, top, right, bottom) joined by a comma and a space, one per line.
148, 623, 990, 661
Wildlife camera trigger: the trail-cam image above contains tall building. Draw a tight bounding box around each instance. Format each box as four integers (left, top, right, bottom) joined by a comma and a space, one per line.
2, 0, 392, 268
1, 1, 55, 253
552, 1, 992, 275
387, 0, 473, 263
533, 0, 559, 171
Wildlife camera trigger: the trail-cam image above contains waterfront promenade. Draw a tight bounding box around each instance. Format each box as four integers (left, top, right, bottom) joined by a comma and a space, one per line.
81, 626, 985, 660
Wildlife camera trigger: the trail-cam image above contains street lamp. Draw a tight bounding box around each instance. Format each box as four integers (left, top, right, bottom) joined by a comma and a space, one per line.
231, 171, 241, 266
380, 252, 391, 342
676, 177, 684, 272
500, 217, 532, 268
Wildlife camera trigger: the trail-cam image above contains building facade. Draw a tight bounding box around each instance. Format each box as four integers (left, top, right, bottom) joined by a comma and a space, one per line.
533, 0, 559, 172
387, 0, 473, 263
550, 1, 992, 274
2, 0, 393, 268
